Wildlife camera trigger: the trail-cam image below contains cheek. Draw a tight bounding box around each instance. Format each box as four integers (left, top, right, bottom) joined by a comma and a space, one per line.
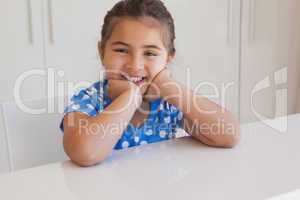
146, 59, 167, 78
102, 55, 127, 79
103, 55, 125, 71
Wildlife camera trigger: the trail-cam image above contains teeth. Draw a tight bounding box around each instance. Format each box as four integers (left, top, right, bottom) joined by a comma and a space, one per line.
125, 76, 143, 83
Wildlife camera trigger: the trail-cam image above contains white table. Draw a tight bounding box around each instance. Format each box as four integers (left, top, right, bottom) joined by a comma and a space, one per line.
1, 114, 300, 200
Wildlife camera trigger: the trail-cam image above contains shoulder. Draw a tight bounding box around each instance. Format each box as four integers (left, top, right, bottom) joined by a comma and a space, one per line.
60, 80, 108, 132
65, 80, 108, 116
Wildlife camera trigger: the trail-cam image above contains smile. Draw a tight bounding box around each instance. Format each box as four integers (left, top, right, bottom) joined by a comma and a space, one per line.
122, 75, 147, 84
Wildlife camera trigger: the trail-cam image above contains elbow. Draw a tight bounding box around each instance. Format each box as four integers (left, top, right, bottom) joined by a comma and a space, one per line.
204, 121, 240, 149
66, 146, 108, 167
208, 133, 240, 149
221, 134, 240, 148
69, 153, 105, 168
219, 123, 241, 148
218, 114, 241, 148
63, 136, 108, 167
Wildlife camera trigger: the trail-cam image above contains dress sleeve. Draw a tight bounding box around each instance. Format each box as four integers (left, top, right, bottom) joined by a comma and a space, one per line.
59, 82, 103, 132
158, 100, 183, 131
168, 103, 184, 129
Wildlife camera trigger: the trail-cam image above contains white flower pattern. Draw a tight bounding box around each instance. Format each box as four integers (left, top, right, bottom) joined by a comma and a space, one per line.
159, 130, 167, 138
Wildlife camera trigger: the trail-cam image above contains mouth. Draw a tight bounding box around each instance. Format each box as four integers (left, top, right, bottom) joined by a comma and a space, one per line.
122, 74, 147, 85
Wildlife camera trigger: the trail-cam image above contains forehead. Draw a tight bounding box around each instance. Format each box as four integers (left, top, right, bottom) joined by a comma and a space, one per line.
108, 17, 166, 47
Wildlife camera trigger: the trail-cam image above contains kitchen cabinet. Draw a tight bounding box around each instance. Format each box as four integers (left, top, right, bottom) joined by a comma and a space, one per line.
0, 0, 46, 102
43, 0, 119, 89
165, 0, 241, 118
240, 0, 300, 123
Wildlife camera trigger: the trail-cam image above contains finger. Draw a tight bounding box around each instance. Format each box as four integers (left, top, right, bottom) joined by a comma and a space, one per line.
137, 81, 148, 95
152, 68, 167, 82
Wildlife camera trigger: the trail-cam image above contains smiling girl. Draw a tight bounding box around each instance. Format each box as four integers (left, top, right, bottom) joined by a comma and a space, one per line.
61, 0, 240, 167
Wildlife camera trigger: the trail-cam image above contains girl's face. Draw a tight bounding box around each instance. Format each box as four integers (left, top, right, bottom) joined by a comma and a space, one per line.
99, 17, 174, 85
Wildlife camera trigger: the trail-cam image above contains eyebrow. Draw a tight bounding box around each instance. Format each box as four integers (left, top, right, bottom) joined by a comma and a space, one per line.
111, 41, 162, 51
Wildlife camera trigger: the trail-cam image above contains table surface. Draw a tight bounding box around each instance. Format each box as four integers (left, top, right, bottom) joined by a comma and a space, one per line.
1, 114, 300, 200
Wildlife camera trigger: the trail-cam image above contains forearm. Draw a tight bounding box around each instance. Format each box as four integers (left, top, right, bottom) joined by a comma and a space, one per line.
157, 76, 240, 147
63, 88, 141, 166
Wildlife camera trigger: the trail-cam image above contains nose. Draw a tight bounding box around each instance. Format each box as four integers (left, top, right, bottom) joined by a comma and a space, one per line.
125, 54, 144, 72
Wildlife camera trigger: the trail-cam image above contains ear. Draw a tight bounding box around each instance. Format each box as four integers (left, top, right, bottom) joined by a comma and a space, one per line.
167, 52, 175, 64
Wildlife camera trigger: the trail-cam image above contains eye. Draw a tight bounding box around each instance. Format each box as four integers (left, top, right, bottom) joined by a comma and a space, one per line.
114, 48, 128, 54
144, 51, 157, 57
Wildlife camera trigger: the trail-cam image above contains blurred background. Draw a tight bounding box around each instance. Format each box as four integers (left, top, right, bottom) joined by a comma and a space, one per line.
0, 0, 300, 173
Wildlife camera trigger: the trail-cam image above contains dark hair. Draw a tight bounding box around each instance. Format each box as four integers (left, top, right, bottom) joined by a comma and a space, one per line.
100, 0, 176, 56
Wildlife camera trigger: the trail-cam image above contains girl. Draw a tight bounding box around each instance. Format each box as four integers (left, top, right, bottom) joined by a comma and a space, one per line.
61, 0, 240, 167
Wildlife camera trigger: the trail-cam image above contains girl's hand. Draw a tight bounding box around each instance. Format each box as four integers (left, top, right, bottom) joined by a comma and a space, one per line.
143, 68, 172, 101
108, 79, 148, 101
152, 68, 172, 85
108, 79, 138, 100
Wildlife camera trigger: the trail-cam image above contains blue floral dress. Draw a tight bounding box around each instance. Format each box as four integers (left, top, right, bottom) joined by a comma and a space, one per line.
60, 80, 184, 150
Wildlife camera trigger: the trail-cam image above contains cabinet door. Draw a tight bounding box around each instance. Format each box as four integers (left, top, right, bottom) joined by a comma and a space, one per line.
0, 0, 46, 101
282, 0, 300, 115
0, 105, 10, 174
165, 0, 241, 117
43, 0, 119, 92
240, 0, 300, 123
